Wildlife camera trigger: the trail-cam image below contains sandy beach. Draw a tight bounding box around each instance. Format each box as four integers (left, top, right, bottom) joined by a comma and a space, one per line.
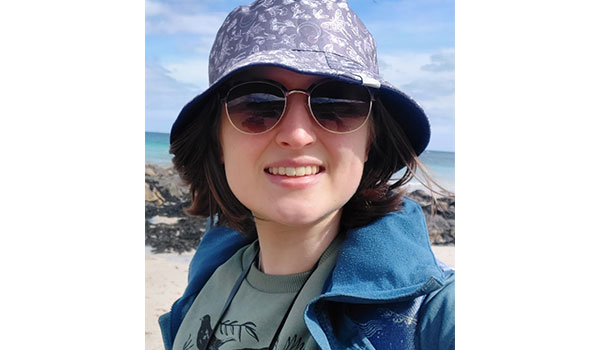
145, 245, 454, 350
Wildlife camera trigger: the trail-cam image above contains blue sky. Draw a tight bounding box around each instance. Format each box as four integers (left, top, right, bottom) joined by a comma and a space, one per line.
146, 0, 454, 151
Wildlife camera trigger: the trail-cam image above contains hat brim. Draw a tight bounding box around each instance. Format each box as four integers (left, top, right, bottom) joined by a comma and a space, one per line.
170, 49, 430, 166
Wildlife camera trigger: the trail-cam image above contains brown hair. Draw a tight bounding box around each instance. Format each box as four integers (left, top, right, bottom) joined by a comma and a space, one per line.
170, 93, 449, 235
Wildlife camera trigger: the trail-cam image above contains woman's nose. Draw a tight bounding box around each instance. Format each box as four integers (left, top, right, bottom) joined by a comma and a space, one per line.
274, 92, 317, 149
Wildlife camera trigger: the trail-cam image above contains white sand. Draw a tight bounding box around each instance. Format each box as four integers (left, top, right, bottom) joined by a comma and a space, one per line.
145, 245, 454, 350
145, 247, 194, 350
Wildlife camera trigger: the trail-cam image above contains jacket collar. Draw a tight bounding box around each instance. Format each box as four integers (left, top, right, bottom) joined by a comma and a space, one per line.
304, 197, 445, 350
321, 197, 444, 301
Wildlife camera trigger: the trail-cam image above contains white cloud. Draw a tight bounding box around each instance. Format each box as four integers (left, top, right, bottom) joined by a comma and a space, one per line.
163, 58, 210, 88
145, 0, 227, 35
400, 78, 454, 113
379, 49, 454, 84
379, 49, 454, 120
420, 93, 455, 115
422, 51, 454, 72
145, 0, 226, 132
378, 49, 455, 151
379, 52, 432, 84
145, 0, 167, 17
145, 61, 202, 132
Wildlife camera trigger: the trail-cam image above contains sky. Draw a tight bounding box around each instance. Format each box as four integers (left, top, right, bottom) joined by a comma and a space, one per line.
146, 0, 455, 151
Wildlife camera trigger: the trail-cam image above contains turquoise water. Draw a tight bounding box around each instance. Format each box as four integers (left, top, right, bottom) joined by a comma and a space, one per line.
146, 131, 173, 165
146, 131, 454, 189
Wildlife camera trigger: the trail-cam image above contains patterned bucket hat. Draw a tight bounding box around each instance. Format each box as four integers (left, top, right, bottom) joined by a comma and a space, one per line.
170, 0, 431, 160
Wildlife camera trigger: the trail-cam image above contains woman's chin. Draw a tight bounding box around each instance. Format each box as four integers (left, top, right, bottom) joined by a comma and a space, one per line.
255, 206, 341, 230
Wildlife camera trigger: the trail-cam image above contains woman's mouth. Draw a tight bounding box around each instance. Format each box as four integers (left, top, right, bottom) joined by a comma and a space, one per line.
265, 165, 322, 177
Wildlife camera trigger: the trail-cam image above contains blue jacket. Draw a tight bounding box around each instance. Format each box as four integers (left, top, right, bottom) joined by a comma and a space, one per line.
159, 198, 455, 350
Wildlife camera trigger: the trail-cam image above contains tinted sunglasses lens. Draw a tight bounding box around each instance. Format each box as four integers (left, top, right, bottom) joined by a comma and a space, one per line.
310, 81, 371, 132
226, 83, 285, 133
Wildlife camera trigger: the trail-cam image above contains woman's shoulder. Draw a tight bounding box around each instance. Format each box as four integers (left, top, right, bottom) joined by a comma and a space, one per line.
416, 268, 455, 350
362, 270, 455, 350
327, 269, 453, 350
187, 225, 254, 283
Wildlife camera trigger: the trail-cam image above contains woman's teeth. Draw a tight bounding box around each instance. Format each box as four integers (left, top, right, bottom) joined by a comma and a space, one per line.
267, 166, 319, 177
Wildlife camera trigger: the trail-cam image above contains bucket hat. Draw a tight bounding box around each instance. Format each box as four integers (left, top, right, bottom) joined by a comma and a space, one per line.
170, 0, 431, 165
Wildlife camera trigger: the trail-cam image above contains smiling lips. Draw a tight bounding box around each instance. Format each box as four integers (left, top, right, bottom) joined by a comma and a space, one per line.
266, 165, 321, 177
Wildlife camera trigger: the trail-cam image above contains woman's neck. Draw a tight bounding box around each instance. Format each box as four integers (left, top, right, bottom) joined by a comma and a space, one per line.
254, 210, 342, 275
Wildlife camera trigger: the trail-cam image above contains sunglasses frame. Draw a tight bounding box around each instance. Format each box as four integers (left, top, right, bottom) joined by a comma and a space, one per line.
222, 79, 375, 135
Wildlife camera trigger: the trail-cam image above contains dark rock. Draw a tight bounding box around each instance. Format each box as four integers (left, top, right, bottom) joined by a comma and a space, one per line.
145, 163, 204, 253
145, 216, 206, 253
406, 189, 455, 245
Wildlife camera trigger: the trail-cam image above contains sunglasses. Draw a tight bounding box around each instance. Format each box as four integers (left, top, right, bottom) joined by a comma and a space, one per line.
223, 79, 374, 135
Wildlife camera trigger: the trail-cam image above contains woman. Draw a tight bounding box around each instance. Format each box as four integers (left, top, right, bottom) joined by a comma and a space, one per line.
159, 1, 454, 349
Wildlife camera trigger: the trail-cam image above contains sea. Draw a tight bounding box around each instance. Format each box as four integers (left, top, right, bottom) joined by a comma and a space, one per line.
146, 131, 454, 191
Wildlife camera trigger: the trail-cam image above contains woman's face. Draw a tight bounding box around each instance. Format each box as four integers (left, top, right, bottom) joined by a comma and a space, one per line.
219, 66, 370, 228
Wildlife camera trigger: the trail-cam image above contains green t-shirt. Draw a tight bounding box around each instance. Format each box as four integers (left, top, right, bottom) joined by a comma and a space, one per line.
174, 236, 343, 350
